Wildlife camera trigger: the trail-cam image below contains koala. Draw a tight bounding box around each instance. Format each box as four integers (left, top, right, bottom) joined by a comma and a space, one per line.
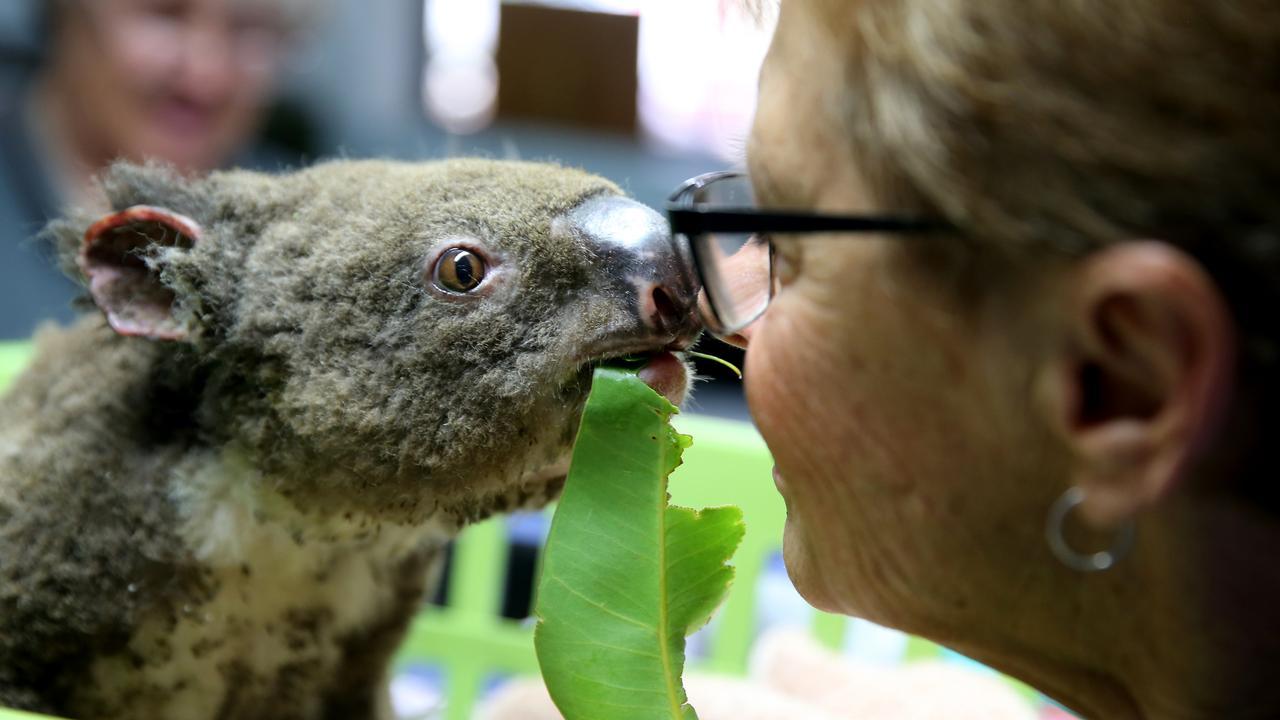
0, 159, 701, 720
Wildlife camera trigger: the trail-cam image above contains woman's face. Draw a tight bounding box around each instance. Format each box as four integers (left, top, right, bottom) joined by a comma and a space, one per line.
741, 0, 1062, 630
50, 0, 290, 173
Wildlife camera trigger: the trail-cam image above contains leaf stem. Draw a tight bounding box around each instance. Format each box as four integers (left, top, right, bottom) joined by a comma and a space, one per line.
685, 350, 742, 378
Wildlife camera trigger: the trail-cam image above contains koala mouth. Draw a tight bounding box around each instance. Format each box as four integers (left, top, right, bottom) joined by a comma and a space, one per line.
511, 350, 690, 510
594, 351, 691, 406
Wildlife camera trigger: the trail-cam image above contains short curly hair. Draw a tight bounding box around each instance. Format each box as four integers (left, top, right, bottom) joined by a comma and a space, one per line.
838, 0, 1280, 505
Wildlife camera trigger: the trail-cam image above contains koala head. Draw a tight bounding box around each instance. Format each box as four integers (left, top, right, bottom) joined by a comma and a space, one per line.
53, 159, 701, 525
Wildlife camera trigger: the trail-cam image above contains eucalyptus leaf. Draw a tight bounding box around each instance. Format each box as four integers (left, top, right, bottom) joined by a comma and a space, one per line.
534, 368, 745, 720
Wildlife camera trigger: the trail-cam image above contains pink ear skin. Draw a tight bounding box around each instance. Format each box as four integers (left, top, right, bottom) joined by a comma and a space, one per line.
77, 205, 202, 341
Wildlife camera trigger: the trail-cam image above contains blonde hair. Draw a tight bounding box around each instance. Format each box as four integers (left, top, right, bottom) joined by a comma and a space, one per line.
844, 0, 1280, 269
841, 0, 1280, 498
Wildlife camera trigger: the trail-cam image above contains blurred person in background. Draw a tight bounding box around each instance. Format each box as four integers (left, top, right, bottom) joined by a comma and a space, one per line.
0, 0, 317, 339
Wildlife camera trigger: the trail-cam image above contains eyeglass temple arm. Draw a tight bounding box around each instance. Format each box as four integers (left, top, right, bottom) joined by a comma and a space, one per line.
666, 207, 949, 236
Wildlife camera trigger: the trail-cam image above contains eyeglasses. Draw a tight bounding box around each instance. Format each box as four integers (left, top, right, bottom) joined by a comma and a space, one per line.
666, 171, 949, 336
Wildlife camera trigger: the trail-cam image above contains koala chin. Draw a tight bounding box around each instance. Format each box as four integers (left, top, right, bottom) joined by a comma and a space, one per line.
0, 159, 701, 720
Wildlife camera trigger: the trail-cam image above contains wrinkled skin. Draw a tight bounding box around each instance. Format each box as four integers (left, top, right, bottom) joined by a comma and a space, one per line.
735, 1, 1271, 718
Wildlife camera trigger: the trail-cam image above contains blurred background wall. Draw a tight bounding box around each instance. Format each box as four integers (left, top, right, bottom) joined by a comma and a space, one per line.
280, 0, 769, 209
0, 0, 772, 412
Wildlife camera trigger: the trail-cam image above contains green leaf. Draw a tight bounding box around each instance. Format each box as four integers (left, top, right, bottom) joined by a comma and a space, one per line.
534, 368, 745, 720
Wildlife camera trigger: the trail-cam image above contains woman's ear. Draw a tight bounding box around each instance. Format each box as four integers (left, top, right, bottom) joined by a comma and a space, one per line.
78, 205, 202, 341
1037, 241, 1236, 528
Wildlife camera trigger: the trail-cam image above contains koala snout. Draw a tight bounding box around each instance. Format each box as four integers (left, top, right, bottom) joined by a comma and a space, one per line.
562, 195, 702, 344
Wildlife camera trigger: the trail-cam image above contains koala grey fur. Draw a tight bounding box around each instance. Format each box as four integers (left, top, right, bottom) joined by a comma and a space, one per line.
0, 159, 699, 719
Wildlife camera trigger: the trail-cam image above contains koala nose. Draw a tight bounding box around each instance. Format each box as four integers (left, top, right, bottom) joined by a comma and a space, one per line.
562, 195, 702, 344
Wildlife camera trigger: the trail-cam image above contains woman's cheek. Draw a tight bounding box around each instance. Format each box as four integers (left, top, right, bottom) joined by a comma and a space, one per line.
744, 298, 814, 467
744, 296, 853, 611
745, 284, 855, 462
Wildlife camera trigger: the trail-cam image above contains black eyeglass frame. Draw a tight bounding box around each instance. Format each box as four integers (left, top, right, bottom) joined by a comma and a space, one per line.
665, 171, 951, 335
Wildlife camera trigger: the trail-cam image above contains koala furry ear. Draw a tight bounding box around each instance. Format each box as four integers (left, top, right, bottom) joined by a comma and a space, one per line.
78, 205, 202, 341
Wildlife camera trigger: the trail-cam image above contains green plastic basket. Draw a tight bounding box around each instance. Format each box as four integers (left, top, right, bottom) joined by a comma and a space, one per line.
0, 340, 966, 720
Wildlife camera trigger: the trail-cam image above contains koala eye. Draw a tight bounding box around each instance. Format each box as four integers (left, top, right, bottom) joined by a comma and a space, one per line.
434, 248, 487, 293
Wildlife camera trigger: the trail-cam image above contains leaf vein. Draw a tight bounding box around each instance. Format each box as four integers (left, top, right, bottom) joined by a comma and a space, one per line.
547, 576, 650, 630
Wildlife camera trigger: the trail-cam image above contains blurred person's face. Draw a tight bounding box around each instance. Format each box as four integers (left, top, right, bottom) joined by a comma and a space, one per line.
47, 0, 292, 173
738, 0, 1062, 633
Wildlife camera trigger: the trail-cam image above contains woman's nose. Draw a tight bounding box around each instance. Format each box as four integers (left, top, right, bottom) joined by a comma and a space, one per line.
177, 27, 239, 101
714, 297, 758, 349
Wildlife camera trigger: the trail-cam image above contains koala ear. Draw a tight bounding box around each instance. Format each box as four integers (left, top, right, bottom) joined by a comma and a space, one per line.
78, 205, 202, 341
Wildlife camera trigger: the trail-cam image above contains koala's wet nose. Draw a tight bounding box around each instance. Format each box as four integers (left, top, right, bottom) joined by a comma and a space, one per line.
562, 195, 701, 341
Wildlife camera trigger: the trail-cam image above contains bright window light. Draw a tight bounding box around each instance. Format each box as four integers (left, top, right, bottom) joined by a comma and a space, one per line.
422, 0, 773, 158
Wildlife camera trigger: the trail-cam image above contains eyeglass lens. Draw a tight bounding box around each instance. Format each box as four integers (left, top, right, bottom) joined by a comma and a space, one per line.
684, 174, 773, 334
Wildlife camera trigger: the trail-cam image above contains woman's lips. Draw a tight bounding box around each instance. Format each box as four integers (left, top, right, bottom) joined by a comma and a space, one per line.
772, 465, 786, 492
636, 351, 689, 405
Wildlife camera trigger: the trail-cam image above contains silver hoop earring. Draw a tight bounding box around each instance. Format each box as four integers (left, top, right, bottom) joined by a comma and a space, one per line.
1045, 487, 1136, 572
